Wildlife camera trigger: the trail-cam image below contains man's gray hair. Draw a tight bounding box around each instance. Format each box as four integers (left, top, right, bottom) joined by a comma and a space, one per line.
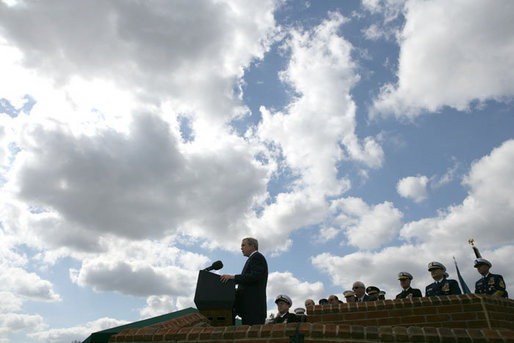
244, 237, 259, 250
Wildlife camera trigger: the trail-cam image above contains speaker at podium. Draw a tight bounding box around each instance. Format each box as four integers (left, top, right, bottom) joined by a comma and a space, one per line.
194, 269, 235, 326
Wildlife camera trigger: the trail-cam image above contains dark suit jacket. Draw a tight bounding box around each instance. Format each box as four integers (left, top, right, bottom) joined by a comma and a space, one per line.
425, 278, 461, 297
357, 294, 377, 302
395, 287, 423, 299
272, 312, 299, 324
234, 251, 268, 325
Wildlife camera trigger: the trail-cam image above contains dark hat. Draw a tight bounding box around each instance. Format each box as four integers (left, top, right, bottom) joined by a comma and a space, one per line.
366, 286, 380, 295
428, 261, 446, 271
474, 258, 492, 268
398, 272, 413, 280
275, 294, 292, 306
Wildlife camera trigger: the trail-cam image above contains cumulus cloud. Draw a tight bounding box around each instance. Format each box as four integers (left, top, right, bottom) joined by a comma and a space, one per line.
69, 237, 208, 298
313, 139, 514, 298
0, 313, 45, 342
29, 317, 128, 343
396, 175, 429, 202
2, 113, 268, 251
372, 0, 514, 118
0, 0, 281, 123
329, 197, 403, 250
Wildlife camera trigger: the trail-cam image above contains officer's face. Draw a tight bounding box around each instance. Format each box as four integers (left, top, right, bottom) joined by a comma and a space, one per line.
276, 300, 290, 315
400, 278, 411, 288
430, 268, 444, 280
476, 264, 490, 276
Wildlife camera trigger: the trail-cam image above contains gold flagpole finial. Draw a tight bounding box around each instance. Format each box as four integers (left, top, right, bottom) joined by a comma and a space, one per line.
468, 239, 475, 246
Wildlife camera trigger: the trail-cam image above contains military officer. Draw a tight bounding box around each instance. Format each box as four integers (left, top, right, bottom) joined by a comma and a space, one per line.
343, 290, 356, 303
474, 258, 508, 298
365, 286, 380, 301
272, 294, 300, 324
425, 261, 462, 297
395, 272, 422, 299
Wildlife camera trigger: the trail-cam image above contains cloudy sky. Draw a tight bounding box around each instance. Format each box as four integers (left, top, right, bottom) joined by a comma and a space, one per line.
1, 0, 513, 342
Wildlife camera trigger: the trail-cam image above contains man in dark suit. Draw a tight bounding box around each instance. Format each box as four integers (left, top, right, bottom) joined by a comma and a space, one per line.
425, 261, 461, 297
474, 258, 508, 298
220, 237, 268, 325
352, 281, 376, 302
395, 272, 423, 299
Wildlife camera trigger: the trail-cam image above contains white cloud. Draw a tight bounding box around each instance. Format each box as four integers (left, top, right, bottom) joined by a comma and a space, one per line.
0, 313, 45, 342
330, 197, 403, 250
372, 0, 514, 118
313, 139, 514, 299
139, 295, 175, 318
29, 317, 128, 343
396, 175, 429, 202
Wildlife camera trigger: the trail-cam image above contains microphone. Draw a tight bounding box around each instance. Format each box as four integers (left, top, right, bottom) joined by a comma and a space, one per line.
203, 260, 223, 272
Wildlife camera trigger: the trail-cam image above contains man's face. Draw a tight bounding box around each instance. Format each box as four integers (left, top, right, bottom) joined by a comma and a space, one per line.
430, 268, 444, 281
400, 278, 411, 289
328, 295, 338, 305
345, 296, 356, 303
276, 300, 290, 315
304, 299, 315, 307
352, 283, 365, 297
476, 264, 490, 276
241, 239, 255, 257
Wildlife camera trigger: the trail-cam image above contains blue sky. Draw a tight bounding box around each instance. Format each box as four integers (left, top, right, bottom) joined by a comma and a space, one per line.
1, 1, 513, 342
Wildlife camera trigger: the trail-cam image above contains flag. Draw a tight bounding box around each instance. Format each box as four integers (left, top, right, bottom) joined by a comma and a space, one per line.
453, 257, 471, 294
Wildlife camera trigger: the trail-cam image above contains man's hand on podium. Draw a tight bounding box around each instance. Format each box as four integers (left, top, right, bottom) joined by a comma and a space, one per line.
220, 274, 235, 283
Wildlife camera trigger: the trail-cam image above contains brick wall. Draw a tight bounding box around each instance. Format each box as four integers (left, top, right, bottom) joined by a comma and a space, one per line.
307, 293, 514, 330
110, 295, 514, 343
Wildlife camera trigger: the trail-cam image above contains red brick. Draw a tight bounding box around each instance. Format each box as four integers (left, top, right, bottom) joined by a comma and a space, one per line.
451, 312, 477, 321
260, 324, 273, 337
426, 314, 451, 323
247, 325, 261, 338
210, 326, 226, 339
350, 325, 364, 339
311, 323, 324, 338
467, 328, 487, 343
407, 326, 425, 342
452, 328, 472, 342
436, 327, 457, 343
234, 325, 250, 339
378, 326, 394, 342
365, 326, 379, 339
401, 315, 426, 325
297, 322, 311, 335
222, 325, 237, 339
322, 313, 345, 322
482, 329, 504, 343
438, 304, 464, 313
498, 329, 514, 342
284, 322, 299, 336
337, 324, 351, 338
422, 327, 440, 343
393, 326, 409, 342
271, 323, 286, 337
186, 326, 205, 340
324, 323, 337, 337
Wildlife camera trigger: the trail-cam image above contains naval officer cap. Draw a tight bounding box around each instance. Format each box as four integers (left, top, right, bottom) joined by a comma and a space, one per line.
366, 286, 380, 295
275, 294, 292, 306
398, 272, 413, 280
294, 307, 305, 315
474, 258, 492, 268
428, 261, 446, 271
343, 290, 355, 297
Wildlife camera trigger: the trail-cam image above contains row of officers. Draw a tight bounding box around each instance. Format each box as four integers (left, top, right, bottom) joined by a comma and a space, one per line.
347, 259, 507, 301
270, 258, 508, 324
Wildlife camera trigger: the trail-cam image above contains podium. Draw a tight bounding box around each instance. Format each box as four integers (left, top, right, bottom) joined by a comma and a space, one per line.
194, 270, 235, 326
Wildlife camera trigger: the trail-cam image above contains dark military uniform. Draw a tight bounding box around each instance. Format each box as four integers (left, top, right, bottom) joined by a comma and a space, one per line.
425, 278, 461, 297
475, 273, 508, 298
272, 312, 299, 324
396, 287, 423, 299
